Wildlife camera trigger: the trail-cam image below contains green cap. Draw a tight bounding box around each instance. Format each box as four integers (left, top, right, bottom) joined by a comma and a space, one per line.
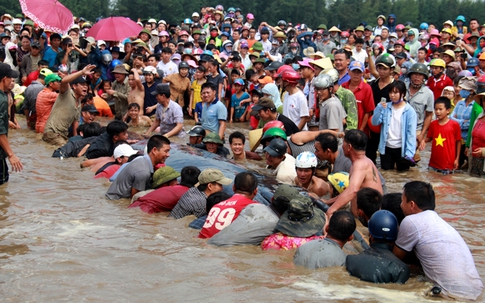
45, 73, 61, 85
252, 41, 263, 51
317, 24, 327, 30
275, 196, 326, 237
151, 166, 180, 188
273, 184, 300, 201
139, 29, 151, 36
195, 168, 233, 187
203, 132, 223, 145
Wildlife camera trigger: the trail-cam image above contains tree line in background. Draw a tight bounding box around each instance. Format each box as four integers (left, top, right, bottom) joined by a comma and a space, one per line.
2, 0, 485, 31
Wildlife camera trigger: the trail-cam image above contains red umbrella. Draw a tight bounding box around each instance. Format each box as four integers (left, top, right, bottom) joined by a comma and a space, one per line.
20, 0, 74, 33
86, 17, 143, 41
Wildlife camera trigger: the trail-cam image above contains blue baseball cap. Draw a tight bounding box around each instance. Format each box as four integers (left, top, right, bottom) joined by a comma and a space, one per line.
234, 78, 244, 86
349, 60, 364, 72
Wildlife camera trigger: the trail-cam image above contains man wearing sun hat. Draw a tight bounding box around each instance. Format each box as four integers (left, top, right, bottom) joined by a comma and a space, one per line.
265, 195, 326, 248
170, 168, 232, 219
107, 64, 130, 120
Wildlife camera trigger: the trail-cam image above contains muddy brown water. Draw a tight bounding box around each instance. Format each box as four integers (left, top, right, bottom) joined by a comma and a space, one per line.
0, 118, 483, 302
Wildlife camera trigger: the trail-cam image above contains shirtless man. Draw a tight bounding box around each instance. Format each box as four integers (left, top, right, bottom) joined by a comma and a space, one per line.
124, 103, 152, 128
324, 130, 383, 218
127, 71, 145, 115
294, 151, 330, 198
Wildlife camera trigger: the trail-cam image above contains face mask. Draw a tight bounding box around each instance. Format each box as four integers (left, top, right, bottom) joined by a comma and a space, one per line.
291, 49, 297, 54
340, 38, 348, 44
184, 48, 192, 54
292, 63, 299, 70
210, 32, 218, 38
460, 90, 471, 99
322, 37, 329, 41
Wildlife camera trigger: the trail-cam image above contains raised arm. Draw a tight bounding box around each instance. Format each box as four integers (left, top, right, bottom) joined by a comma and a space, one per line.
60, 64, 96, 94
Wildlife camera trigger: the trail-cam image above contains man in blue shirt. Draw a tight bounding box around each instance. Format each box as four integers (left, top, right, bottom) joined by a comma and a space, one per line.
201, 82, 227, 140
42, 33, 62, 69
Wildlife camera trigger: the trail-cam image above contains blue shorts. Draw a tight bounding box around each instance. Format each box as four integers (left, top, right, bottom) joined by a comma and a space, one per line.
428, 166, 454, 175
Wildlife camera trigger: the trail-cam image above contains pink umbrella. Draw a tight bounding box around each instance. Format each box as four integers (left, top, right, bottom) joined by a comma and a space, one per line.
86, 17, 143, 41
20, 0, 74, 33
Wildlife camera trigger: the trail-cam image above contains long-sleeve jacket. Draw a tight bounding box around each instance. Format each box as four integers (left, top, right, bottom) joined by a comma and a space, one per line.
372, 102, 417, 158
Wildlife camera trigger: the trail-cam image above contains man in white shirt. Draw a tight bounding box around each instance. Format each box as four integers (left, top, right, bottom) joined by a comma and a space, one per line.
156, 47, 178, 76
393, 181, 483, 300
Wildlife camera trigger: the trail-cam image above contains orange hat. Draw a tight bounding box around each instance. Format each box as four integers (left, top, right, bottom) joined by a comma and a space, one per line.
258, 76, 273, 84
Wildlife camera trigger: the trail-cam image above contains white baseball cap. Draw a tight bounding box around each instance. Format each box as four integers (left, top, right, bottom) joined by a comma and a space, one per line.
192, 12, 200, 17
113, 144, 138, 159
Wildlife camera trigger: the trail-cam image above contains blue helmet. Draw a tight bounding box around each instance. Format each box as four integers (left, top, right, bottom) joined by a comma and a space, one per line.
110, 59, 122, 70
368, 210, 398, 241
456, 15, 466, 23
467, 57, 479, 68
419, 22, 428, 30
184, 18, 193, 25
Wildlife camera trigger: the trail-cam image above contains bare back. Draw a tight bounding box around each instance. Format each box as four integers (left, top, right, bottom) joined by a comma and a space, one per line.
326, 153, 383, 217
349, 156, 382, 194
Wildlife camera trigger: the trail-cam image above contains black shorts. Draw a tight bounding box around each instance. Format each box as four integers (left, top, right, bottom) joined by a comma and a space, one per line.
0, 158, 9, 185
380, 146, 410, 171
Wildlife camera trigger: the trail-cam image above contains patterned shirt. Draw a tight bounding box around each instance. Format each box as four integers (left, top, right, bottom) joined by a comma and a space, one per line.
335, 86, 358, 130
450, 99, 475, 140
169, 186, 207, 219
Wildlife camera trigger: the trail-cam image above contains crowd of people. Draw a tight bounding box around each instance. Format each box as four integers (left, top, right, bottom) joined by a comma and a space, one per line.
0, 7, 484, 300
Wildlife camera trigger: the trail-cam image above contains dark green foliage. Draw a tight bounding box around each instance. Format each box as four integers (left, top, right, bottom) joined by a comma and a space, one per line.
3, 0, 485, 30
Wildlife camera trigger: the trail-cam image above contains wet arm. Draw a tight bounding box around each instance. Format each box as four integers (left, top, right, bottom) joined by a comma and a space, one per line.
393, 245, 408, 260
133, 69, 144, 91
145, 118, 160, 136
418, 111, 433, 142
218, 120, 226, 139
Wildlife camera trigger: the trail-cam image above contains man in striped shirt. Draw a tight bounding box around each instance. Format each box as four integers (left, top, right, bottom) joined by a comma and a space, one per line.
170, 168, 232, 219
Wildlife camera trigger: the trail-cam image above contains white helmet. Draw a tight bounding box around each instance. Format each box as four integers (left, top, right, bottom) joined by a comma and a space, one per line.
296, 151, 318, 168
143, 66, 158, 75
321, 67, 339, 83
313, 73, 333, 89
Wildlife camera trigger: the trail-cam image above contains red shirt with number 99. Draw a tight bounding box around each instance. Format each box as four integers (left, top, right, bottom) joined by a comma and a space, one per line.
198, 194, 256, 239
